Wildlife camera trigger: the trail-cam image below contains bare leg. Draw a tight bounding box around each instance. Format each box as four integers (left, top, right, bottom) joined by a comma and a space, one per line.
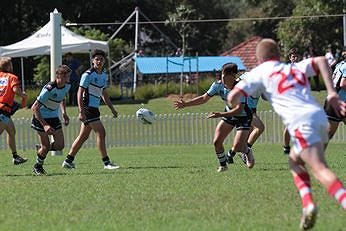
68, 123, 92, 157
247, 114, 265, 146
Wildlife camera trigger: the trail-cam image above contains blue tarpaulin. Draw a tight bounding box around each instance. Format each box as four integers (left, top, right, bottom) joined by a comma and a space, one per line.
135, 56, 246, 75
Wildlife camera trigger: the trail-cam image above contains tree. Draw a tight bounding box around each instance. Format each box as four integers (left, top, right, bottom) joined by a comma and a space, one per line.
165, 3, 200, 55
277, 0, 343, 57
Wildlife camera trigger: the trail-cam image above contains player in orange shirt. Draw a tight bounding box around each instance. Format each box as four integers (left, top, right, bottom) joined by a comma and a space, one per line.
0, 57, 28, 165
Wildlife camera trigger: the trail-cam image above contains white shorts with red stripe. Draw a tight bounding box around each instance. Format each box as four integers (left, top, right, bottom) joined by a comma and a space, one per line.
287, 111, 329, 155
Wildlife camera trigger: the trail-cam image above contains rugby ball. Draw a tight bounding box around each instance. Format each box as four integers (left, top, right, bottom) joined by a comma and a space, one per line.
136, 108, 155, 124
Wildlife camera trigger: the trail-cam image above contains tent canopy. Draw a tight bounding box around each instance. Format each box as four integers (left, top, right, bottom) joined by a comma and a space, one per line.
0, 21, 109, 57
135, 56, 246, 75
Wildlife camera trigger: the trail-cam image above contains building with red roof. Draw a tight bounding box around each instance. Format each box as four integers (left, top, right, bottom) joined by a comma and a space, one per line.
221, 36, 262, 70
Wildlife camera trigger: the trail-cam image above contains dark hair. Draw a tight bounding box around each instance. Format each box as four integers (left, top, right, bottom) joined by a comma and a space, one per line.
221, 63, 238, 75
91, 49, 106, 58
288, 47, 298, 56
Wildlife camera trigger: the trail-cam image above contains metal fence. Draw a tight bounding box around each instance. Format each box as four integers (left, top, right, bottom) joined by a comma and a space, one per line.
2, 111, 346, 151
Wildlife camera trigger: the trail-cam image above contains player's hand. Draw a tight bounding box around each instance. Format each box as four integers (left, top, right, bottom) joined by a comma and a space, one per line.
207, 112, 222, 118
326, 93, 346, 117
43, 124, 54, 133
173, 100, 185, 109
79, 112, 86, 122
63, 113, 69, 126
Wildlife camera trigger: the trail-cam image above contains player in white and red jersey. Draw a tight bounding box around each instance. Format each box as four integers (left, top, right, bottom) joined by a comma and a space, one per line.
227, 39, 346, 230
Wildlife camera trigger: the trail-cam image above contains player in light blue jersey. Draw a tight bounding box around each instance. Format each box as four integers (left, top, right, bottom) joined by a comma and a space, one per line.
174, 63, 254, 172
324, 48, 346, 143
62, 49, 119, 170
31, 65, 71, 175
233, 72, 265, 155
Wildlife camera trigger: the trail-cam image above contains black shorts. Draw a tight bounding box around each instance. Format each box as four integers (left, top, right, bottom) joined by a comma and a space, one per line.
324, 99, 343, 122
83, 106, 100, 125
31, 117, 62, 132
222, 115, 253, 130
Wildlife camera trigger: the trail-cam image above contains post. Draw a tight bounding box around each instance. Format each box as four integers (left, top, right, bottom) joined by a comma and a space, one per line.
180, 56, 184, 97
196, 52, 199, 95
50, 9, 62, 81
343, 3, 346, 46
20, 58, 25, 92
50, 9, 63, 156
133, 7, 139, 93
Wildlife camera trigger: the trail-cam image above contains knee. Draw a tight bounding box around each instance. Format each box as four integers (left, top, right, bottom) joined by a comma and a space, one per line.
256, 124, 265, 134
54, 142, 65, 151
96, 130, 106, 139
213, 138, 223, 148
40, 145, 50, 153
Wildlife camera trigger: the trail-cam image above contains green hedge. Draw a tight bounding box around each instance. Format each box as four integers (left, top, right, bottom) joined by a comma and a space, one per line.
134, 78, 214, 100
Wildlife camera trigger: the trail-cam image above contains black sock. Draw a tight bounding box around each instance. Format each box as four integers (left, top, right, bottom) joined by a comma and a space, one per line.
247, 143, 252, 148
66, 155, 75, 163
102, 156, 111, 165
12, 152, 19, 159
228, 150, 236, 157
216, 152, 227, 166
36, 154, 45, 165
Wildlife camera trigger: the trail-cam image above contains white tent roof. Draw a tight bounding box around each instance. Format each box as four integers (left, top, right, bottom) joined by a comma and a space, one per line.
0, 21, 109, 57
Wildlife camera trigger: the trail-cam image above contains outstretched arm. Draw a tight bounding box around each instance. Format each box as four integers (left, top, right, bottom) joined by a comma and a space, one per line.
207, 103, 244, 118
173, 93, 211, 109
226, 87, 246, 113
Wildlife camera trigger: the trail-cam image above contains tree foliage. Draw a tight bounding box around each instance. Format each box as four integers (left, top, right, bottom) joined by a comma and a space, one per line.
165, 3, 200, 55
277, 0, 343, 57
0, 0, 344, 83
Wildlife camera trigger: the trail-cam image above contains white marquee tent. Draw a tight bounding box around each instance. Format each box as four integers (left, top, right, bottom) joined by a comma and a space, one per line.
0, 21, 109, 57
0, 21, 109, 89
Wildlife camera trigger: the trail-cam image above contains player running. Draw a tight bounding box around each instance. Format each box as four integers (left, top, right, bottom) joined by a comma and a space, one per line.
227, 38, 346, 230
174, 63, 254, 172
31, 65, 71, 175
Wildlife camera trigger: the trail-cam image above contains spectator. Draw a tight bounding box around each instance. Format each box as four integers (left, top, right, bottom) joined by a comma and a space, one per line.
63, 52, 82, 106
303, 45, 320, 91
0, 57, 28, 165
325, 44, 337, 71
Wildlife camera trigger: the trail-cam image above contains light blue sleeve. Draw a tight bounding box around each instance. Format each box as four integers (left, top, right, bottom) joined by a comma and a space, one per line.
206, 82, 221, 96
80, 73, 90, 88
37, 88, 50, 104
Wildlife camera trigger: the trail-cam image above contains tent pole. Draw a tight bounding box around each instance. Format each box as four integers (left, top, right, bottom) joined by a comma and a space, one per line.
108, 10, 136, 42
20, 57, 25, 92
108, 52, 112, 86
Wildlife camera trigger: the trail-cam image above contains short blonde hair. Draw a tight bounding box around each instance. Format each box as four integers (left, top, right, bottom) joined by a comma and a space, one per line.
256, 38, 280, 61
0, 57, 12, 72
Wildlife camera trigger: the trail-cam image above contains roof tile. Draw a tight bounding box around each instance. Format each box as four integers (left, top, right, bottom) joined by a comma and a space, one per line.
221, 36, 262, 70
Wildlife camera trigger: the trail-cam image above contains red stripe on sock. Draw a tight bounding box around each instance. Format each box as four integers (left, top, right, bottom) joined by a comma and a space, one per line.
328, 180, 343, 196
339, 193, 346, 203
294, 172, 313, 207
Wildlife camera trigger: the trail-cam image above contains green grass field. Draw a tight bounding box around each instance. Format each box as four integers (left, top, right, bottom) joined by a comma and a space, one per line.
0, 144, 345, 231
